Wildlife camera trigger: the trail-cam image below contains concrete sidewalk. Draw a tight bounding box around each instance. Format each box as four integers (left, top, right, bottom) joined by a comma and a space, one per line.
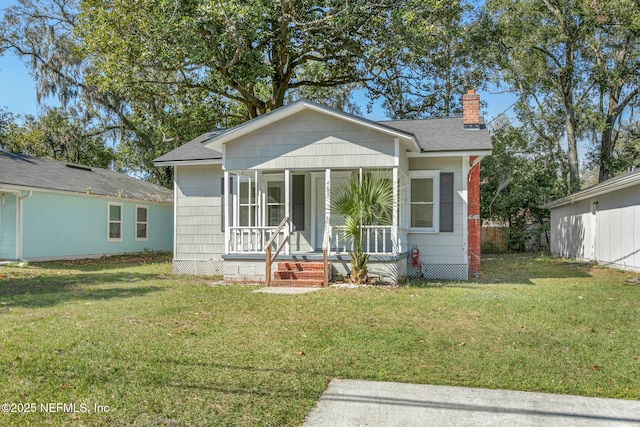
303, 379, 640, 426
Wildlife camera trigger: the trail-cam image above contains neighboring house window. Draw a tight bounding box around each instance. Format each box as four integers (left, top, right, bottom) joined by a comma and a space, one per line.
267, 180, 285, 226
136, 205, 148, 241
409, 171, 439, 232
108, 202, 123, 241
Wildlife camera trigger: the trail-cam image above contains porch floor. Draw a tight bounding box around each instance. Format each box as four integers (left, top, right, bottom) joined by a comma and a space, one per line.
222, 252, 408, 262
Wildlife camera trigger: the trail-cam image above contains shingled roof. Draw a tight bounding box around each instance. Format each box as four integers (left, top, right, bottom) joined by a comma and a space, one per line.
0, 150, 173, 203
378, 116, 492, 152
153, 129, 226, 164
154, 100, 491, 165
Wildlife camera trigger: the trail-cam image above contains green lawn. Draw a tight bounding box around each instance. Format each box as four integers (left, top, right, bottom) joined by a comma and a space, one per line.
0, 254, 638, 426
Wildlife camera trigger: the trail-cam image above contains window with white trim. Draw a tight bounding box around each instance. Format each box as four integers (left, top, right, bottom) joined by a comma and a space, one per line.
239, 179, 257, 227
135, 205, 148, 241
409, 171, 439, 232
108, 202, 123, 241
266, 180, 285, 226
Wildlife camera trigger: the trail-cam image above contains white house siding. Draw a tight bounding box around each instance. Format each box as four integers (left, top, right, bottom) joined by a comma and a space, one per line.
0, 192, 17, 259
549, 184, 640, 271
224, 110, 397, 170
407, 157, 467, 280
549, 200, 593, 261
173, 164, 225, 275
595, 187, 640, 270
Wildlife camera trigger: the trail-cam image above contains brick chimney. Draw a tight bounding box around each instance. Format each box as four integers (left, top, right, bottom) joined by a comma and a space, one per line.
463, 89, 480, 129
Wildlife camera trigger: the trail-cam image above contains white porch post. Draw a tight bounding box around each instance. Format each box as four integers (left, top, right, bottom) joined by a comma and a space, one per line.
224, 170, 230, 254
254, 170, 260, 227
393, 137, 400, 254
392, 167, 399, 254
325, 168, 331, 240
285, 169, 291, 255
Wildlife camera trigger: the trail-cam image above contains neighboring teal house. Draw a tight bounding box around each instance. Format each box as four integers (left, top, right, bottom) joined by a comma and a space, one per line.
0, 150, 173, 262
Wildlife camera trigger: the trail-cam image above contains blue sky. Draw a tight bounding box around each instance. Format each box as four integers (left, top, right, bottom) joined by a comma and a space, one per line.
0, 49, 517, 123
0, 51, 42, 118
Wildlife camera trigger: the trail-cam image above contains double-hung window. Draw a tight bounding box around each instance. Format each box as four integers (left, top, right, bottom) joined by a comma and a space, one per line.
239, 179, 257, 227
136, 205, 148, 241
108, 202, 123, 241
266, 179, 285, 226
409, 171, 455, 233
409, 171, 439, 232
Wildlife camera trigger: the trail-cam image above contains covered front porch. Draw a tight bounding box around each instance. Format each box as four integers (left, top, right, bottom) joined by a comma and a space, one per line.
222, 167, 408, 284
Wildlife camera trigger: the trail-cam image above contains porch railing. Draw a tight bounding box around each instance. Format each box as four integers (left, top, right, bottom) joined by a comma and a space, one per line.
229, 225, 285, 253
334, 225, 407, 255
265, 217, 290, 286
229, 223, 407, 256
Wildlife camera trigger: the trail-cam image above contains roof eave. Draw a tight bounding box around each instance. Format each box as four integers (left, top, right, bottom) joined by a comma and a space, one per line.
408, 149, 492, 158
0, 183, 172, 204
154, 158, 222, 167
542, 172, 640, 209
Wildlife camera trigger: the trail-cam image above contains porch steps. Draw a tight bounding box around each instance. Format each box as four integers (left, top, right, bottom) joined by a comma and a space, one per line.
270, 262, 329, 287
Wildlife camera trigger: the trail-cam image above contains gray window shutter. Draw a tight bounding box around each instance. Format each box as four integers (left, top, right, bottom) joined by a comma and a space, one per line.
440, 173, 454, 232
292, 175, 305, 231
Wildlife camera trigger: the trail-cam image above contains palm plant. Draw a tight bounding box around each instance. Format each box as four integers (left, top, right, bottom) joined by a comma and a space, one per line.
331, 171, 393, 284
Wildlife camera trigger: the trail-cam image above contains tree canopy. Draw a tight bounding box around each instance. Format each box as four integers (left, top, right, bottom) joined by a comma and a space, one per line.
78, 0, 451, 118
476, 0, 640, 192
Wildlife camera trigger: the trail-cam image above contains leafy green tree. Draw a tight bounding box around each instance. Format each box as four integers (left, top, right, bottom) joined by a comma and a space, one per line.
477, 0, 595, 193
332, 172, 393, 284
369, 1, 483, 119
584, 119, 640, 180
1, 0, 235, 186
481, 117, 565, 252
1, 107, 115, 168
0, 109, 15, 146
477, 0, 640, 191
78, 0, 448, 117
582, 0, 640, 182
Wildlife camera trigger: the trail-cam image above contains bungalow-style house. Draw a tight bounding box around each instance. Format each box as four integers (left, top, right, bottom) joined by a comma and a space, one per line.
0, 150, 173, 262
542, 168, 640, 272
154, 90, 492, 284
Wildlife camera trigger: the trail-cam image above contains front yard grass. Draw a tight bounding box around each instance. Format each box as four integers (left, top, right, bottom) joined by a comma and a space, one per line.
0, 253, 638, 426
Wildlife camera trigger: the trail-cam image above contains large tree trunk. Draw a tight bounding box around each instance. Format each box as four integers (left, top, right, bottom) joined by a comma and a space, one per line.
565, 110, 580, 193
599, 117, 615, 183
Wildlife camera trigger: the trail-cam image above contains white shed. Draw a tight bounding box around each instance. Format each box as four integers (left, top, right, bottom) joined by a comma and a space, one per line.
543, 169, 640, 272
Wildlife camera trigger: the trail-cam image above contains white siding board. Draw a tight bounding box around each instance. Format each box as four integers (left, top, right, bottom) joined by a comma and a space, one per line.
175, 164, 225, 259
225, 110, 396, 170
550, 201, 590, 260
550, 182, 640, 271
596, 186, 638, 268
